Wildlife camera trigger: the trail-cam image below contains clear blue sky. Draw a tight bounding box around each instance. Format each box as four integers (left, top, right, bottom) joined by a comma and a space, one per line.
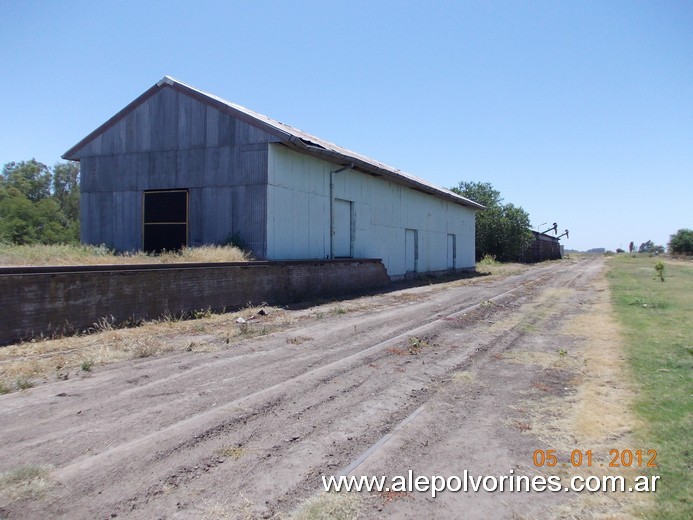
1, 0, 691, 252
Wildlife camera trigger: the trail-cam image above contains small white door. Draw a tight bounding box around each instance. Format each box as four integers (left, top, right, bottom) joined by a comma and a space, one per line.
447, 233, 456, 269
334, 199, 353, 258
405, 228, 417, 272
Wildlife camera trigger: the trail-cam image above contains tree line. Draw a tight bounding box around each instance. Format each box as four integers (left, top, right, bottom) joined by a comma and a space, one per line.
621, 233, 692, 256
451, 181, 534, 262
1, 164, 538, 260
2, 160, 690, 258
0, 160, 80, 244
0, 167, 538, 260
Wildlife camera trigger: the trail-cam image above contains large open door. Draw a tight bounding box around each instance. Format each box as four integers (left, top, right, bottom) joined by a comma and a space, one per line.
143, 190, 188, 252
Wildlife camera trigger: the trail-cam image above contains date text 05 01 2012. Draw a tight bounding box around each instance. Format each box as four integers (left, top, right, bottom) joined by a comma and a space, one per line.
533, 449, 657, 469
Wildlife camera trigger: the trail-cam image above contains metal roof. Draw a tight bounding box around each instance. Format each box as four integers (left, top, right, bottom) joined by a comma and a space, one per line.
64, 76, 484, 210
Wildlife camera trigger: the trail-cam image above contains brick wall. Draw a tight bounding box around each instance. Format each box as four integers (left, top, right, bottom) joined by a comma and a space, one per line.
0, 259, 389, 345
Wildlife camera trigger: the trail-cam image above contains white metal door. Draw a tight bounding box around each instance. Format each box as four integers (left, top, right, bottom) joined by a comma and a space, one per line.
334, 199, 352, 258
405, 228, 417, 272
447, 233, 456, 269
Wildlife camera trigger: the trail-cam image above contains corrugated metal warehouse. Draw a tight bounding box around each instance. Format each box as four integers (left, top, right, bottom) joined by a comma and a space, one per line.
64, 76, 483, 278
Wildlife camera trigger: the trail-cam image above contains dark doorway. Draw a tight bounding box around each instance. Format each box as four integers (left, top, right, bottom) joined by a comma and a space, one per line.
143, 190, 188, 252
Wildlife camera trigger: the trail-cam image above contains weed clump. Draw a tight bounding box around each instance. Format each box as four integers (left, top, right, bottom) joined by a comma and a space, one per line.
0, 464, 53, 501
131, 341, 159, 359
15, 377, 33, 390
216, 445, 247, 460
478, 254, 498, 266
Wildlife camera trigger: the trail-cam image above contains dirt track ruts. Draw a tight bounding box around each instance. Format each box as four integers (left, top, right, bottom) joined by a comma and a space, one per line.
0, 257, 605, 519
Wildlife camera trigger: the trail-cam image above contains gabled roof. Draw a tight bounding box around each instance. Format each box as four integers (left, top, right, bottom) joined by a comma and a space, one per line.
64, 76, 484, 210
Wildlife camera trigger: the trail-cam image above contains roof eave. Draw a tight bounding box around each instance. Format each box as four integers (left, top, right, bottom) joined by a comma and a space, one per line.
63, 76, 486, 211
62, 83, 161, 161
283, 140, 484, 210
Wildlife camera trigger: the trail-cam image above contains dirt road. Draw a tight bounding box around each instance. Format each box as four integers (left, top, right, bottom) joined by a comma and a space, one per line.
1, 257, 628, 519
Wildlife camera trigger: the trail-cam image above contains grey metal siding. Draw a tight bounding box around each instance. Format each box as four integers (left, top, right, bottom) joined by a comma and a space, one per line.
177, 94, 206, 149
176, 149, 204, 187
126, 103, 151, 152
76, 87, 276, 257
150, 86, 179, 151
113, 191, 140, 251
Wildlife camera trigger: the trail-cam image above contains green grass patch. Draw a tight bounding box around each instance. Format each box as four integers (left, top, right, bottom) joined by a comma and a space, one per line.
607, 256, 692, 519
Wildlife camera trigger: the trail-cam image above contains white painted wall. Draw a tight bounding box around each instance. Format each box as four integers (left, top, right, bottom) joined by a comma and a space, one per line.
266, 144, 476, 277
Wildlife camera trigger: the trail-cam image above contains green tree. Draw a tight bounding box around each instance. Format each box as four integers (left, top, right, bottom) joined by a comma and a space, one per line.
668, 229, 693, 255
638, 240, 654, 253
451, 181, 533, 261
0, 187, 40, 243
454, 181, 501, 208
1, 159, 52, 202
0, 160, 80, 244
638, 240, 664, 254
52, 161, 80, 222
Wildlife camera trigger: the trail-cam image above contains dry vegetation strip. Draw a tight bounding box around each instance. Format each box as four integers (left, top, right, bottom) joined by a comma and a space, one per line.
0, 305, 288, 394
492, 268, 652, 518
0, 243, 250, 266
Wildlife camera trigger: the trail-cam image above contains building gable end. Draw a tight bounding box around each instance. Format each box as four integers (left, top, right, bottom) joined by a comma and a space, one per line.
63, 82, 284, 160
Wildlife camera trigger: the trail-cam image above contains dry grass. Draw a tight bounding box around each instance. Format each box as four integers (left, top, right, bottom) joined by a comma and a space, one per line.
202, 496, 259, 520
515, 272, 652, 519
483, 267, 651, 518
0, 243, 251, 267
286, 336, 313, 345
560, 295, 641, 445
292, 492, 364, 520
389, 292, 424, 303
452, 370, 478, 386
501, 350, 574, 370
216, 445, 247, 460
474, 260, 529, 277
0, 305, 287, 393
487, 287, 573, 333
0, 464, 54, 503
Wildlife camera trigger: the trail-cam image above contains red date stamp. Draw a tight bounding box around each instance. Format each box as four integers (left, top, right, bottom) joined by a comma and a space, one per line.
533, 449, 658, 468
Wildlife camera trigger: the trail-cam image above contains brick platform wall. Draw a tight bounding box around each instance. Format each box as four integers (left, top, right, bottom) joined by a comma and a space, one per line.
0, 259, 389, 345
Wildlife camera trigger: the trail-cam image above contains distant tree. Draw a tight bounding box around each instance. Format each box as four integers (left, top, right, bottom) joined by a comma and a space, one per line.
638, 240, 664, 254
0, 160, 80, 244
451, 181, 533, 261
638, 240, 654, 253
668, 229, 693, 255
